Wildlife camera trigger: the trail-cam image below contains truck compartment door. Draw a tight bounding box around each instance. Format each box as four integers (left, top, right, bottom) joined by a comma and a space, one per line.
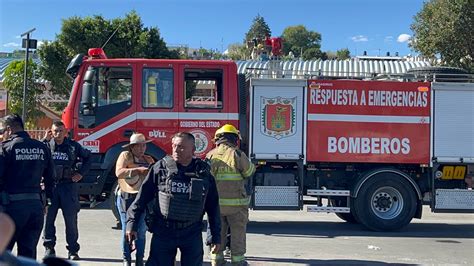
249, 79, 306, 160
432, 82, 474, 163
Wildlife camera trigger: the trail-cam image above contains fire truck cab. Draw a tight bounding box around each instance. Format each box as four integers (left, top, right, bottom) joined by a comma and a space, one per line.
64, 49, 240, 210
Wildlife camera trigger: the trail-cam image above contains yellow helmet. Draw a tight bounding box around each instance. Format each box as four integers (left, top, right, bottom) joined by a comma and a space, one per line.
214, 124, 241, 140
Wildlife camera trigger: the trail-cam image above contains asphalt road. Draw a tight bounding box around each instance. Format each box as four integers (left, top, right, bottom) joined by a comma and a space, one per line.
25, 204, 474, 265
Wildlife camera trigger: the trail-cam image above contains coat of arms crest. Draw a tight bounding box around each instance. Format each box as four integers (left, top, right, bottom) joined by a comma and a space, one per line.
261, 96, 296, 139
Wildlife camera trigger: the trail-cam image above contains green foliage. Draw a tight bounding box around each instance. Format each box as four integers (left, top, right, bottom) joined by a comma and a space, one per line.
3, 60, 44, 125
244, 15, 272, 43
336, 48, 351, 60
192, 48, 223, 59
227, 43, 248, 60
37, 10, 179, 112
282, 25, 322, 60
410, 0, 473, 72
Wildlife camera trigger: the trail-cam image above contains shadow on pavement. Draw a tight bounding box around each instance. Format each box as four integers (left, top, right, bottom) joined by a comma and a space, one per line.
246, 256, 418, 265
78, 257, 123, 263
246, 220, 474, 239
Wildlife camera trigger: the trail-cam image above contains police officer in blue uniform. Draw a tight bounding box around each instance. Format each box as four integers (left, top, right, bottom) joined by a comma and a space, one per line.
126, 132, 221, 266
42, 120, 91, 260
0, 114, 55, 260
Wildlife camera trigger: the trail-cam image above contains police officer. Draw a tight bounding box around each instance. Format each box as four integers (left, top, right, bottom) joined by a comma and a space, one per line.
42, 120, 91, 260
0, 114, 55, 260
206, 124, 255, 266
126, 132, 221, 266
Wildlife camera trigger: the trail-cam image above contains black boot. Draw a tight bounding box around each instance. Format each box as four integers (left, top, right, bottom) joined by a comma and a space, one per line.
135, 257, 144, 266
44, 247, 56, 259
123, 258, 132, 266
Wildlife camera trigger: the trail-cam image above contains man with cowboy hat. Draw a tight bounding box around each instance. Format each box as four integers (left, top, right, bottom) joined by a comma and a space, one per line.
116, 133, 155, 266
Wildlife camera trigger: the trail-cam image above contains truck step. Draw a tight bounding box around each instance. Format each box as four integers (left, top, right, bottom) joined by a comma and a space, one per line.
307, 189, 350, 196
307, 206, 350, 213
435, 189, 474, 211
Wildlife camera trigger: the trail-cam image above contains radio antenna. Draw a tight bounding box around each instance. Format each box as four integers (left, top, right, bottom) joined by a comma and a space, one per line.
101, 26, 120, 49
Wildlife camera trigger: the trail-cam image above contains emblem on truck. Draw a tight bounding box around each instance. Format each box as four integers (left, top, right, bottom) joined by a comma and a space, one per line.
261, 96, 297, 139
190, 129, 210, 156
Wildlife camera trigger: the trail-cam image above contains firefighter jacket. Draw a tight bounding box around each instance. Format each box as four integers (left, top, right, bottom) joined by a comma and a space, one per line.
43, 138, 91, 182
0, 131, 55, 200
206, 142, 256, 213
126, 157, 221, 244
115, 151, 154, 193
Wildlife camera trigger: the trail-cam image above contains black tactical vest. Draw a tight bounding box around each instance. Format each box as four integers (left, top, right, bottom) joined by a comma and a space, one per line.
156, 156, 210, 222
49, 139, 76, 180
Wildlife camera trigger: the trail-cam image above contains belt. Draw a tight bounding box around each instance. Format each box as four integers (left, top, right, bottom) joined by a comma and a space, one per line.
158, 219, 198, 230
57, 178, 73, 184
8, 193, 41, 201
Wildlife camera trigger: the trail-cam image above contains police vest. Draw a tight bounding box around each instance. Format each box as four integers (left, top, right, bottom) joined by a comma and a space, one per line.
48, 139, 76, 180
156, 157, 210, 222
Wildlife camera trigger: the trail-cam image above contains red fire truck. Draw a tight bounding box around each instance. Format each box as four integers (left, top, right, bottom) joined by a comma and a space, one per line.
64, 48, 474, 231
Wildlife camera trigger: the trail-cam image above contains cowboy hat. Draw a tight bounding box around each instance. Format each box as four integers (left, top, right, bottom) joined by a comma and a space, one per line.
122, 133, 152, 148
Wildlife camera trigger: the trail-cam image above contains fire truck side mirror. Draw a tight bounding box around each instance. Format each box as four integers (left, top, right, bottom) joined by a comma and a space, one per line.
80, 67, 96, 116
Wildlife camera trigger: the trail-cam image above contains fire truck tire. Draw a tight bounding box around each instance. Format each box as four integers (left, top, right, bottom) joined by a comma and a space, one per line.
110, 181, 120, 223
354, 174, 417, 231
331, 198, 359, 224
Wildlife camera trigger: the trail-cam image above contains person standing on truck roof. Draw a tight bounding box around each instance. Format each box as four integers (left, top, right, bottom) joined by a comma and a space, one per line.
42, 120, 91, 261
115, 133, 154, 266
0, 114, 55, 260
206, 124, 256, 266
126, 132, 221, 266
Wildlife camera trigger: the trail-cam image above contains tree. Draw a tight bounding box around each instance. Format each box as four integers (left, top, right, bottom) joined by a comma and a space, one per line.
281, 25, 322, 60
37, 11, 179, 111
410, 0, 473, 72
3, 60, 44, 126
336, 48, 351, 60
244, 15, 272, 44
226, 43, 247, 60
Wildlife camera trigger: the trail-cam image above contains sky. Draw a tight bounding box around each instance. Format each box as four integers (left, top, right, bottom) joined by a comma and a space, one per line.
0, 0, 425, 57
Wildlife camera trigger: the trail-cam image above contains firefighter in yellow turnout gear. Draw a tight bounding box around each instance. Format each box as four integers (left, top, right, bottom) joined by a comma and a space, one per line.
207, 124, 256, 266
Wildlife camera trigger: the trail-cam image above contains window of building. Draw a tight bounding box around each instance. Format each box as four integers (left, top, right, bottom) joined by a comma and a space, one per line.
142, 68, 174, 108
184, 69, 223, 108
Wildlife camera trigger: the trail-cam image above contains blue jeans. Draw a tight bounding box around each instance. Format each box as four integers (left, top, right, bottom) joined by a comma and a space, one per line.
116, 192, 146, 261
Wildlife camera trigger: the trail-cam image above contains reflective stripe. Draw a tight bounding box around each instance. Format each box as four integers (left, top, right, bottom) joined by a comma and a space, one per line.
242, 164, 255, 178
215, 173, 243, 181
219, 197, 250, 206
231, 255, 246, 262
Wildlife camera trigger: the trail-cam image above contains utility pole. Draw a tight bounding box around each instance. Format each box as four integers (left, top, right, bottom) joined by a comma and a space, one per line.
21, 28, 37, 122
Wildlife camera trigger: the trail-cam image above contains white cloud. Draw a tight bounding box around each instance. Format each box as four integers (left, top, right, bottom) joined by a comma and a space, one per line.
397, 34, 411, 43
384, 36, 394, 42
351, 35, 368, 42
37, 41, 45, 48
3, 42, 20, 47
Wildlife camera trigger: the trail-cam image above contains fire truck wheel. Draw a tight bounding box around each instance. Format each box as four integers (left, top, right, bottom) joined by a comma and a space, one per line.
331, 198, 359, 224
110, 181, 120, 223
354, 173, 417, 231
